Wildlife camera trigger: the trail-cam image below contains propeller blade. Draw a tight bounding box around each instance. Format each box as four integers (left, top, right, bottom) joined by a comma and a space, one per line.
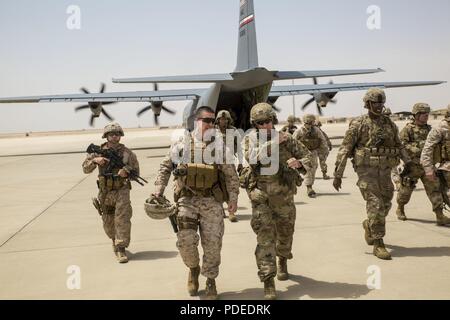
137, 105, 152, 117
75, 105, 90, 111
271, 105, 281, 112
301, 97, 315, 110
102, 101, 117, 105
329, 99, 337, 104
316, 105, 324, 116
154, 113, 159, 126
89, 114, 95, 127
162, 105, 176, 115
80, 87, 90, 94
102, 109, 114, 121
100, 83, 106, 93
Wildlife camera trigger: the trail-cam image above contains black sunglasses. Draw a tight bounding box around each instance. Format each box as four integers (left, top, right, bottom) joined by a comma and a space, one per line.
198, 118, 215, 124
255, 119, 272, 126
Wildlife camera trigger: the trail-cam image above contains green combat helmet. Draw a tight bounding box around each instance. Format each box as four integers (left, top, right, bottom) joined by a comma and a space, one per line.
102, 122, 125, 138
383, 108, 392, 116
250, 103, 277, 125
303, 114, 316, 125
363, 88, 386, 107
215, 110, 234, 125
412, 103, 431, 115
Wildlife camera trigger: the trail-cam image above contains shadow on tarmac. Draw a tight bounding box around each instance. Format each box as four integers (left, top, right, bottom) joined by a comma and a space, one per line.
316, 193, 351, 197
130, 250, 178, 261
386, 245, 450, 258
217, 274, 371, 300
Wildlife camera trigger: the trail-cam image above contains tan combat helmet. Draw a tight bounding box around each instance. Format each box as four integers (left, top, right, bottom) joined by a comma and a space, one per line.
363, 88, 386, 108
315, 119, 322, 127
250, 103, 277, 124
215, 110, 234, 125
412, 103, 431, 115
287, 115, 296, 124
383, 107, 392, 116
303, 114, 316, 125
102, 122, 124, 138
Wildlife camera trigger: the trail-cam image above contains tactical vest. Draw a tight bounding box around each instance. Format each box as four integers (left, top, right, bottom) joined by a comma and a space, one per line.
437, 123, 450, 163
175, 137, 225, 201
299, 128, 321, 151
353, 116, 400, 169
97, 144, 129, 191
404, 123, 431, 162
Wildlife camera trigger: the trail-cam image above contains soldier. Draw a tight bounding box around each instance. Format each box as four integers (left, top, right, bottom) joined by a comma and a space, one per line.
396, 103, 448, 223
215, 109, 242, 223
293, 114, 329, 198
82, 122, 139, 263
241, 103, 311, 300
280, 115, 298, 135
333, 88, 412, 260
153, 106, 240, 300
315, 120, 333, 180
420, 105, 450, 226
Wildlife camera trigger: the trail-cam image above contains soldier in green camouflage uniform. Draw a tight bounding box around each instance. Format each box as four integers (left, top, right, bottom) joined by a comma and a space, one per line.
154, 106, 240, 300
241, 103, 312, 300
280, 115, 298, 135
293, 114, 329, 198
215, 109, 241, 223
420, 105, 450, 226
82, 123, 140, 263
315, 120, 333, 180
333, 88, 412, 260
396, 103, 446, 222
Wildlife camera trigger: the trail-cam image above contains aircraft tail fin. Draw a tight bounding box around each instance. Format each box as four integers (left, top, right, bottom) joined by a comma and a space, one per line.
235, 0, 259, 72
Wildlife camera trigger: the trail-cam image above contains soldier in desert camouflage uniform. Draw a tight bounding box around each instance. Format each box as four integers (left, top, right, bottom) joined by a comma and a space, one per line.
420, 105, 450, 226
333, 88, 412, 260
315, 120, 333, 180
153, 106, 240, 300
395, 103, 448, 223
280, 115, 299, 135
293, 114, 329, 197
241, 103, 311, 300
82, 122, 140, 263
215, 109, 242, 223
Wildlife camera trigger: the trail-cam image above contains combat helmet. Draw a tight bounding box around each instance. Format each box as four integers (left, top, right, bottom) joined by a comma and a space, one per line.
250, 103, 277, 125
303, 114, 316, 125
144, 194, 175, 220
412, 103, 431, 115
215, 110, 234, 125
363, 88, 386, 107
287, 115, 296, 123
102, 122, 124, 138
315, 119, 323, 127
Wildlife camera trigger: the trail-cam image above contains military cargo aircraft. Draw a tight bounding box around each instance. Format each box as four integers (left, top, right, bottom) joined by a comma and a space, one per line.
0, 0, 445, 130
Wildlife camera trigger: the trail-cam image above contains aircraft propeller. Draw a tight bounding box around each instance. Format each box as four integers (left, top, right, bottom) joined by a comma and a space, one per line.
74, 83, 117, 127
301, 77, 338, 116
137, 83, 176, 125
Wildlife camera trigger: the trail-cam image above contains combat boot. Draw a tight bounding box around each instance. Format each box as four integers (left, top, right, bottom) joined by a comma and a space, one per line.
277, 257, 288, 281
362, 220, 374, 245
228, 212, 238, 223
373, 239, 392, 260
263, 278, 276, 300
396, 205, 407, 221
307, 186, 316, 198
187, 266, 200, 296
322, 172, 331, 180
205, 278, 218, 300
116, 247, 129, 263
435, 210, 450, 226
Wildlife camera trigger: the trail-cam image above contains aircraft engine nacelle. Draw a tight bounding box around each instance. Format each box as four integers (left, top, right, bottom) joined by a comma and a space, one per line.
89, 103, 103, 117
313, 92, 338, 108
150, 102, 163, 116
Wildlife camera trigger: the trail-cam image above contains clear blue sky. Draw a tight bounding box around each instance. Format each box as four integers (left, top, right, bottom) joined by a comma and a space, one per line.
0, 0, 449, 133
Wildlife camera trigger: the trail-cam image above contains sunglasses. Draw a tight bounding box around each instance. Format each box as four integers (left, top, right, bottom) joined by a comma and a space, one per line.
107, 132, 121, 137
198, 118, 215, 124
255, 119, 272, 126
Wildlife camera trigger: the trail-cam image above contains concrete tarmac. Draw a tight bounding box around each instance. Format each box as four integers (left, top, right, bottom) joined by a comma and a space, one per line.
0, 122, 449, 300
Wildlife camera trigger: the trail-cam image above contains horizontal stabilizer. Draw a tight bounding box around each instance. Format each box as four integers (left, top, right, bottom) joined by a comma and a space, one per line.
275, 68, 384, 80
113, 73, 234, 84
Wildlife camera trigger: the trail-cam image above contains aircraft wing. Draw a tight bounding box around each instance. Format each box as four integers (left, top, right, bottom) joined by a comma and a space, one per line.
269, 81, 446, 97
0, 88, 206, 104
